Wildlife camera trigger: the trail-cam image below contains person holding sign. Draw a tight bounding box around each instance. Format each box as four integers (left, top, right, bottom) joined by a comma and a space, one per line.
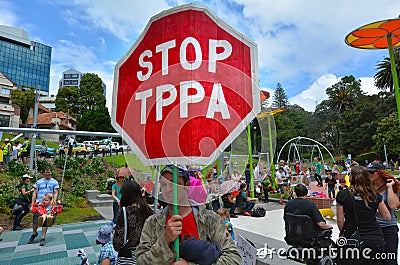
136, 165, 241, 264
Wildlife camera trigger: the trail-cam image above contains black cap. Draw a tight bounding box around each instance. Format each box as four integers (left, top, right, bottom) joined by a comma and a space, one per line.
365, 162, 385, 172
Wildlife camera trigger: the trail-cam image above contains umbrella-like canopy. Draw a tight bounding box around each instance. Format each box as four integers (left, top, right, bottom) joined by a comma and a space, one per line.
218, 179, 241, 195
345, 18, 400, 122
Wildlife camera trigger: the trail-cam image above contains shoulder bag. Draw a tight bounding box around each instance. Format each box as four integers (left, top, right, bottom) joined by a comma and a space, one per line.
116, 206, 136, 265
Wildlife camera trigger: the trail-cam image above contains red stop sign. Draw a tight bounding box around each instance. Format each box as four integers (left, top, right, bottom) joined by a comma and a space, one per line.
112, 4, 260, 166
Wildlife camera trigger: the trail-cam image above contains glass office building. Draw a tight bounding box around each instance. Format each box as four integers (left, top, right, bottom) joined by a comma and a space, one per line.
0, 25, 52, 94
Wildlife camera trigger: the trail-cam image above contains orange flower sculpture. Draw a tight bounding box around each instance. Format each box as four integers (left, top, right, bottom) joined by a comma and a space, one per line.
345, 18, 400, 49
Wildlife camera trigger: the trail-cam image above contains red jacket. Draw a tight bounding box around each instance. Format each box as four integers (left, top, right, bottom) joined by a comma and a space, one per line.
31, 203, 62, 216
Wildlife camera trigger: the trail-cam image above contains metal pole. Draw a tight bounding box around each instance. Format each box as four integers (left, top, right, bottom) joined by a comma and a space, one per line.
29, 86, 40, 170
383, 138, 388, 169
387, 35, 400, 124
247, 124, 254, 197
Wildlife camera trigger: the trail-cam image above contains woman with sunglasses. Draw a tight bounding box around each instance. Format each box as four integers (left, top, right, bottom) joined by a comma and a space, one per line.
336, 166, 391, 265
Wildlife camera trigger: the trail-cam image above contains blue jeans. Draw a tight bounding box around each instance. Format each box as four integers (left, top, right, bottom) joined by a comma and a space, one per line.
245, 201, 255, 213
112, 201, 119, 224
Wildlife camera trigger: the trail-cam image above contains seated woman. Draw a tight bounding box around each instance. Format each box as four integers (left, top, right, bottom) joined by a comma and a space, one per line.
238, 183, 255, 216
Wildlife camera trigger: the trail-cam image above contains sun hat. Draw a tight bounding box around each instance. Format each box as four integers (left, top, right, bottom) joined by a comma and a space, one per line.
365, 162, 385, 172
22, 174, 33, 179
4, 138, 9, 142
95, 225, 113, 244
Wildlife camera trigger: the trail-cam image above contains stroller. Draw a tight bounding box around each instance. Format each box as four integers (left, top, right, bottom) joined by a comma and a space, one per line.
284, 213, 335, 265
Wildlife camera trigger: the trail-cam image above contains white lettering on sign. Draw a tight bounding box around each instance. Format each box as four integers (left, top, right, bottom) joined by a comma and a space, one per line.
208, 39, 232, 73
135, 81, 230, 124
180, 37, 202, 71
180, 81, 205, 118
156, 84, 177, 121
136, 37, 232, 80
156, 40, 176, 76
135, 89, 153, 124
206, 83, 230, 119
137, 50, 153, 81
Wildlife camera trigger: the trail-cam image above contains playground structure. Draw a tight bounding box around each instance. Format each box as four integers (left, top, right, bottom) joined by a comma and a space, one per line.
276, 136, 335, 168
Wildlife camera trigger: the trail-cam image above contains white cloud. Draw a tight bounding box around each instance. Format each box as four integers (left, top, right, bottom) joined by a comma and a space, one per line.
289, 74, 382, 112
289, 74, 339, 112
0, 1, 19, 26
49, 40, 115, 111
63, 0, 170, 42
359, 77, 380, 95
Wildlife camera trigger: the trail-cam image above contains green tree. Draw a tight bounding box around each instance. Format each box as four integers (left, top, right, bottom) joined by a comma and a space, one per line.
77, 106, 115, 133
372, 112, 400, 157
10, 88, 35, 123
274, 105, 311, 158
55, 86, 80, 117
271, 83, 289, 109
326, 75, 363, 113
79, 73, 106, 113
374, 50, 400, 92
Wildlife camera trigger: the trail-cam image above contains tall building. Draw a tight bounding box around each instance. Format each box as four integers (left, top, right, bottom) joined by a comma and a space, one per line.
59, 68, 82, 88
0, 71, 20, 127
0, 25, 52, 94
59, 68, 106, 96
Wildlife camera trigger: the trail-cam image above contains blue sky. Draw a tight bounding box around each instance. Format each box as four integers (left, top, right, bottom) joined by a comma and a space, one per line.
1, 0, 399, 112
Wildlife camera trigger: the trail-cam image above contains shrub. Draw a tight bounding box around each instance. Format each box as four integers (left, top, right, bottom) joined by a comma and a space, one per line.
7, 160, 28, 177
36, 159, 51, 172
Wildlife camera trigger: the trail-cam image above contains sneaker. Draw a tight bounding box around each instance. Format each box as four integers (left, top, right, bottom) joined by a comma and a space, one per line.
243, 212, 251, 216
279, 201, 286, 205
39, 238, 45, 246
27, 233, 38, 244
38, 216, 44, 227
230, 214, 238, 218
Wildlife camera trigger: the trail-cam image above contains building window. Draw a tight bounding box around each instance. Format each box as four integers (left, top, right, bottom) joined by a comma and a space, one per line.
1, 88, 10, 95
0, 114, 10, 127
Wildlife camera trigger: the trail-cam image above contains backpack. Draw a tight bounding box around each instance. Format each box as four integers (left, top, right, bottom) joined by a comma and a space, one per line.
106, 178, 116, 195
251, 207, 266, 217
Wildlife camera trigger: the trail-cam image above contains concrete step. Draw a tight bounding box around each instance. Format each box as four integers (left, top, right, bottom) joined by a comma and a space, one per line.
97, 194, 113, 201
86, 190, 100, 200
88, 199, 113, 207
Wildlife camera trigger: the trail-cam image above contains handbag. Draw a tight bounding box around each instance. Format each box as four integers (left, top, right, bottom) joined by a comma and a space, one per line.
116, 206, 136, 265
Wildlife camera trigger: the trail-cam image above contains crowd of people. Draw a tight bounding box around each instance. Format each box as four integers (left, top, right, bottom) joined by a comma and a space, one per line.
2, 153, 399, 264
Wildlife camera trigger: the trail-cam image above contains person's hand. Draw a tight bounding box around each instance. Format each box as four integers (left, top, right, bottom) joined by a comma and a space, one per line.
172, 258, 189, 265
386, 179, 395, 188
117, 199, 120, 205
164, 215, 183, 245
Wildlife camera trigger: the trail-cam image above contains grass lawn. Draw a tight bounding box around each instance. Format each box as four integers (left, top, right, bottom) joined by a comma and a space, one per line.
103, 154, 151, 173
54, 206, 103, 225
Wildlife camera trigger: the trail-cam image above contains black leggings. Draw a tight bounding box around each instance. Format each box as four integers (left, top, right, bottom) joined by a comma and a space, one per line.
314, 173, 322, 185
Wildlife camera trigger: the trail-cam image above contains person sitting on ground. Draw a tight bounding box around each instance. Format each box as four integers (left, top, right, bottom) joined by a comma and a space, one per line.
217, 208, 235, 240
136, 165, 241, 264
96, 224, 118, 265
238, 183, 255, 216
221, 191, 238, 218
284, 184, 333, 231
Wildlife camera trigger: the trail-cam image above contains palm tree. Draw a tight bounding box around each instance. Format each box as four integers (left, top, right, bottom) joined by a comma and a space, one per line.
326, 75, 362, 113
374, 49, 400, 92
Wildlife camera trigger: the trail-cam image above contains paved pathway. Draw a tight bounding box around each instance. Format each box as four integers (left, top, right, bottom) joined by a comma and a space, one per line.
1, 220, 108, 265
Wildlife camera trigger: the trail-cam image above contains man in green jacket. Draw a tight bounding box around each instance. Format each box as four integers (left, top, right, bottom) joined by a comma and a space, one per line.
136, 166, 241, 265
